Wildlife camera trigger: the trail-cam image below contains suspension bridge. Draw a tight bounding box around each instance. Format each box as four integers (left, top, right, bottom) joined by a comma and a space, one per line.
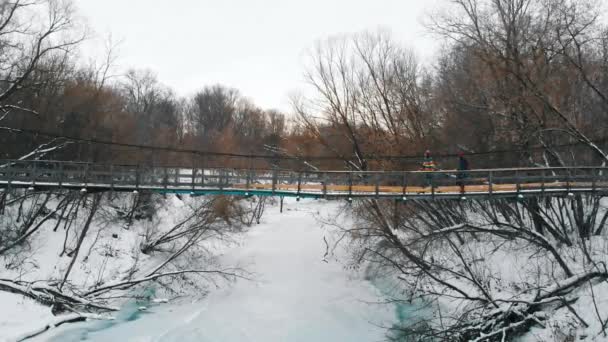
0, 160, 607, 200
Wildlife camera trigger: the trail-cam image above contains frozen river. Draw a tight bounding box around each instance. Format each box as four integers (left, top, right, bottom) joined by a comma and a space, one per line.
38, 199, 397, 342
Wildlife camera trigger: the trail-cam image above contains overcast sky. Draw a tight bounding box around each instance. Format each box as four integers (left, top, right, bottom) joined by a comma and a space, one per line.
77, 0, 442, 112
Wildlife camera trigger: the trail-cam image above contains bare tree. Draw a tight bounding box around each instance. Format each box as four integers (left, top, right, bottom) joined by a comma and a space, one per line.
430, 0, 608, 165
189, 85, 239, 139
119, 69, 180, 165
0, 0, 85, 160
295, 30, 438, 171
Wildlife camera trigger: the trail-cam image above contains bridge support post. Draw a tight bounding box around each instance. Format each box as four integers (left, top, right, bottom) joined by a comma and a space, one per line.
110, 164, 114, 192
32, 160, 37, 188
540, 170, 545, 196
296, 172, 302, 201
58, 162, 64, 189
247, 151, 253, 193
459, 170, 464, 195
322, 172, 327, 199
191, 165, 196, 192
401, 172, 407, 200
219, 170, 224, 192
431, 173, 435, 199
83, 163, 89, 189
592, 167, 597, 193
6, 161, 11, 193
271, 169, 277, 195
348, 172, 353, 199
488, 170, 493, 197
375, 173, 379, 199
516, 170, 521, 195
393, 198, 399, 228
135, 165, 140, 191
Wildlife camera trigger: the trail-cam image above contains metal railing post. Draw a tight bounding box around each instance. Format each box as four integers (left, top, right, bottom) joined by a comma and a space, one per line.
271, 169, 277, 194
488, 170, 493, 197
592, 167, 597, 193
109, 164, 114, 192
219, 170, 224, 191
6, 161, 12, 191
322, 172, 327, 198
296, 172, 302, 200
402, 172, 407, 198
58, 162, 64, 188
191, 167, 196, 191
246, 169, 251, 191
348, 172, 353, 198
459, 170, 464, 195
431, 172, 435, 199
32, 160, 37, 187
540, 169, 545, 195
135, 165, 140, 190
83, 163, 89, 188
375, 173, 379, 198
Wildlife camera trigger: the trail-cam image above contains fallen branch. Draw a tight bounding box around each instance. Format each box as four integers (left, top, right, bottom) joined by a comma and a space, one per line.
0, 279, 118, 312
14, 313, 114, 342
85, 268, 247, 297
469, 314, 538, 342
536, 271, 608, 301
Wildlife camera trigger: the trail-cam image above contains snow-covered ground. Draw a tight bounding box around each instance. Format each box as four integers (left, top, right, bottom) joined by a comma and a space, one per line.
24, 198, 397, 341
3, 192, 607, 341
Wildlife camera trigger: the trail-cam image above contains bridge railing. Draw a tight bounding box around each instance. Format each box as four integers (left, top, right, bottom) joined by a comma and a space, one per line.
0, 160, 607, 197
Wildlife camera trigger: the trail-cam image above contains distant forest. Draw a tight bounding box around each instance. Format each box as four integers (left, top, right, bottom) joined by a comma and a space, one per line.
1, 0, 608, 171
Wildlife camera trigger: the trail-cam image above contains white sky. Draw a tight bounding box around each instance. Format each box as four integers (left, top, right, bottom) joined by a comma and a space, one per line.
77, 0, 442, 112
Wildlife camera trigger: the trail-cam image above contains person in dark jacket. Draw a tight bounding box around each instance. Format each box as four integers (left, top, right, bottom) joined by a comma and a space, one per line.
457, 152, 469, 193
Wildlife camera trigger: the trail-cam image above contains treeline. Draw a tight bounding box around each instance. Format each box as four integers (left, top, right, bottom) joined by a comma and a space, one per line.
0, 1, 291, 169
1, 68, 290, 168
296, 0, 608, 170
1, 0, 608, 171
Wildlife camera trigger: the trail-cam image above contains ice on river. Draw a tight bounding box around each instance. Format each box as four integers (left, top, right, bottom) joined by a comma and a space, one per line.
36, 199, 396, 342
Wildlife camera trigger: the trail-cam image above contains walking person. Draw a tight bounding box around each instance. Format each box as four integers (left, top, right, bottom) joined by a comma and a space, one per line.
457, 151, 469, 193
421, 150, 437, 187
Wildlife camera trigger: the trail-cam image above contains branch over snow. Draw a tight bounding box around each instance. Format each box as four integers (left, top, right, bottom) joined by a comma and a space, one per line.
14, 313, 114, 342
85, 268, 247, 297
0, 279, 118, 312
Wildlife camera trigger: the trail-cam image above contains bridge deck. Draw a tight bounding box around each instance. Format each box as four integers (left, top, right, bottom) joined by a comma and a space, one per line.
1, 160, 607, 199
240, 182, 599, 193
